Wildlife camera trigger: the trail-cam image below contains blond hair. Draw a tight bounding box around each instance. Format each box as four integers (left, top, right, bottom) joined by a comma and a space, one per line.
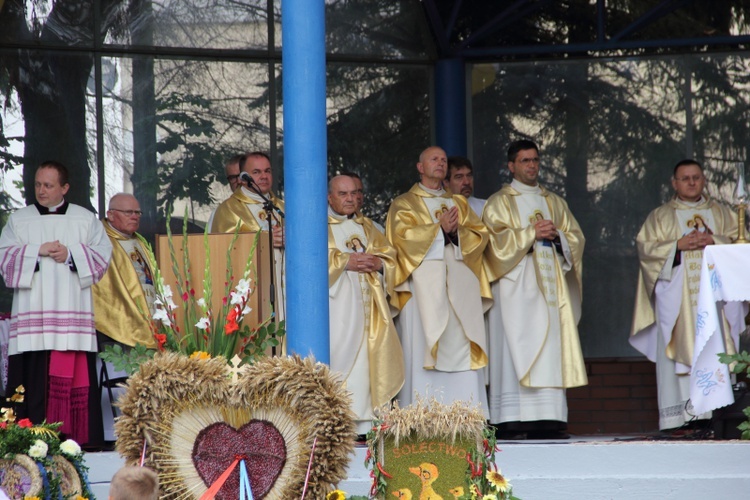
109, 466, 159, 500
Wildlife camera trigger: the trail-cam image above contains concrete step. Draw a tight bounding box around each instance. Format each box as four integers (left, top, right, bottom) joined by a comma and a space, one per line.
85, 436, 750, 499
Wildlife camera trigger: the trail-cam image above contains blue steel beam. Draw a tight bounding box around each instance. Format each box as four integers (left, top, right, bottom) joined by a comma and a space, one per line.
434, 58, 467, 157
444, 0, 464, 42
459, 34, 750, 58
281, 0, 330, 363
423, 0, 451, 54
458, 0, 553, 50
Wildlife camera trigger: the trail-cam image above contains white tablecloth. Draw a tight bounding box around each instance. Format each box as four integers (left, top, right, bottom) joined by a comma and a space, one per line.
0, 315, 9, 395
690, 244, 749, 414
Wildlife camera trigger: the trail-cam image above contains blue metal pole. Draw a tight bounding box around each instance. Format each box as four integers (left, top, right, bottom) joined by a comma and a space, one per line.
434, 58, 467, 156
281, 0, 330, 363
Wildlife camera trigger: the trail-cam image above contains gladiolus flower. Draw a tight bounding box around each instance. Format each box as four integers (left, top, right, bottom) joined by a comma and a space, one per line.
195, 317, 210, 330
230, 291, 245, 306
17, 418, 33, 428
235, 278, 251, 295
226, 308, 240, 335
155, 334, 167, 351
153, 308, 171, 327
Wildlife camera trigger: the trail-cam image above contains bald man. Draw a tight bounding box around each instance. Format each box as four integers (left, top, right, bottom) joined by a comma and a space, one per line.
93, 193, 156, 441
385, 146, 492, 417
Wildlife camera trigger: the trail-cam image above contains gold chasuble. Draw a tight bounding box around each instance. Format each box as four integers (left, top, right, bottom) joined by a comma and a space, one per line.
211, 188, 285, 233
328, 213, 404, 424
93, 220, 156, 348
483, 183, 587, 389
387, 183, 491, 369
630, 197, 737, 369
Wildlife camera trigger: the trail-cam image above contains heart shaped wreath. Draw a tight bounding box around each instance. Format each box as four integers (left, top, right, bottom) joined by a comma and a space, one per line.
114, 352, 356, 499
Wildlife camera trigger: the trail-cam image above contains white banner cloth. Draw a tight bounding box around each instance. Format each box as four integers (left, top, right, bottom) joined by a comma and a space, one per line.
690, 244, 749, 414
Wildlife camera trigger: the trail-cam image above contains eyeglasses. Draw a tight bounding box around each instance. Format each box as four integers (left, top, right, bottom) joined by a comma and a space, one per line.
110, 209, 143, 216
516, 158, 541, 165
227, 175, 240, 182
675, 175, 703, 183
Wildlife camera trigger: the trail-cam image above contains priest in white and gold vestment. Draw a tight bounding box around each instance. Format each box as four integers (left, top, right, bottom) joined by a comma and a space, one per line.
211, 152, 286, 324
483, 140, 587, 438
93, 194, 156, 441
630, 159, 742, 431
386, 146, 492, 417
94, 193, 156, 350
328, 175, 404, 435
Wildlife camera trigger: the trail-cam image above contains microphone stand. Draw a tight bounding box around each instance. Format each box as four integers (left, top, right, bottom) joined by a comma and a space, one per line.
246, 179, 285, 356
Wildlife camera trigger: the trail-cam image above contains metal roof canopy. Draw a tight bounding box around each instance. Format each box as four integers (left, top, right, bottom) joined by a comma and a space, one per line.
421, 0, 750, 60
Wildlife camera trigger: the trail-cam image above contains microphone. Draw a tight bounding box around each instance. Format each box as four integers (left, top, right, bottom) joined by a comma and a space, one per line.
239, 171, 253, 186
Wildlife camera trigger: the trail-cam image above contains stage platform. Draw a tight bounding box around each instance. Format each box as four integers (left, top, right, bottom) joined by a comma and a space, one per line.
86, 435, 749, 499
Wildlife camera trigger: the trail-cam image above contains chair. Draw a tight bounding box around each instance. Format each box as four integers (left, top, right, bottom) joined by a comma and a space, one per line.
97, 342, 129, 421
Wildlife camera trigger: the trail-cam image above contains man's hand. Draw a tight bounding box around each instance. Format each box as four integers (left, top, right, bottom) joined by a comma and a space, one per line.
346, 252, 383, 273
534, 219, 558, 241
677, 230, 714, 251
272, 225, 285, 248
438, 206, 459, 235
40, 240, 68, 263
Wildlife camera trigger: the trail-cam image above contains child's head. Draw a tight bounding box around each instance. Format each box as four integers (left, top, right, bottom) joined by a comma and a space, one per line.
109, 465, 159, 500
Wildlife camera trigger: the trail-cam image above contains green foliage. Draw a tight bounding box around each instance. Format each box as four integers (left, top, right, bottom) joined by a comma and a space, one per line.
718, 350, 750, 439
99, 343, 156, 377
241, 320, 286, 363
0, 412, 93, 499
155, 91, 236, 218
717, 350, 750, 376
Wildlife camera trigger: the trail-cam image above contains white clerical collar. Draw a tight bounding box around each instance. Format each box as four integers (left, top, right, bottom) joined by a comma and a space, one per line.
108, 220, 135, 239
419, 183, 446, 196
675, 196, 705, 208
47, 199, 66, 213
511, 179, 542, 194
241, 186, 267, 203
328, 205, 356, 221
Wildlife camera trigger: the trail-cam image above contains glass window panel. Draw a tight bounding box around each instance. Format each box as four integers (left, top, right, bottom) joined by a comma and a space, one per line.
104, 0, 274, 51
326, 0, 431, 59
325, 63, 431, 224
102, 56, 272, 239
470, 53, 750, 358
606, 2, 750, 42
1, 1, 95, 48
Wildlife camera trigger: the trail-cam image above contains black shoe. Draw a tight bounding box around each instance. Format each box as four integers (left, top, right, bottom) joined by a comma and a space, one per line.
526, 430, 570, 440
495, 429, 528, 440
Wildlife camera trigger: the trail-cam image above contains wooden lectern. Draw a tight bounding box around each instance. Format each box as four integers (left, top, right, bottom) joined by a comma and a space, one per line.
154, 232, 272, 338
